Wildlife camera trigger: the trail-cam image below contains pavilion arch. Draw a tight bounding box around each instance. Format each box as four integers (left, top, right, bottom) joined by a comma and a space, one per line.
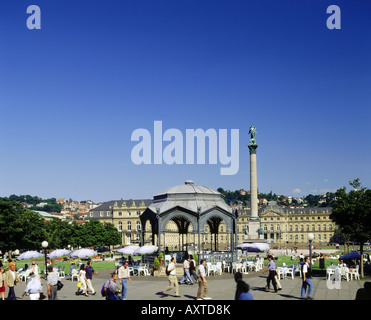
140, 181, 238, 254
198, 207, 236, 251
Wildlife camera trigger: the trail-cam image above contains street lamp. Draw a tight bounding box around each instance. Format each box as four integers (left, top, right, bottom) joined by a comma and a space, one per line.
307, 233, 314, 268
42, 241, 48, 279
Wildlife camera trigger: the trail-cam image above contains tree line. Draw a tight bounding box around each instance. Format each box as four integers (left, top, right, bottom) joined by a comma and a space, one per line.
0, 198, 121, 257
0, 194, 63, 213
217, 187, 337, 207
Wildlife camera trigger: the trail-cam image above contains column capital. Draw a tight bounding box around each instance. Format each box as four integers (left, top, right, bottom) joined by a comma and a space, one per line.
248, 144, 258, 154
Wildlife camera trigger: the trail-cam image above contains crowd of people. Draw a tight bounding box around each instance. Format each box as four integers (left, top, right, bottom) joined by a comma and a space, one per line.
1, 252, 371, 301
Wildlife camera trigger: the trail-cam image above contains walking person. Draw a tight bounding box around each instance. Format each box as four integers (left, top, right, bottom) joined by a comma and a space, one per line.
118, 261, 132, 300
161, 257, 180, 297
76, 264, 88, 296
46, 265, 59, 300
197, 259, 212, 300
263, 255, 278, 293
189, 255, 198, 282
179, 256, 193, 285
0, 266, 6, 300
103, 272, 120, 300
30, 260, 40, 280
301, 255, 313, 300
234, 272, 254, 300
20, 274, 44, 300
5, 263, 21, 300
85, 260, 97, 295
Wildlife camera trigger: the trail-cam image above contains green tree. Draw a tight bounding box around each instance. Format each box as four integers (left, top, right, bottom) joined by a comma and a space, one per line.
43, 219, 75, 249
0, 198, 46, 256
76, 220, 121, 248
330, 179, 371, 277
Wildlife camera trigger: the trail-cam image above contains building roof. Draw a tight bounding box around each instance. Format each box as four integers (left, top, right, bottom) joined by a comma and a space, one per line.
32, 210, 63, 220
148, 180, 232, 215
154, 180, 221, 197
90, 199, 153, 212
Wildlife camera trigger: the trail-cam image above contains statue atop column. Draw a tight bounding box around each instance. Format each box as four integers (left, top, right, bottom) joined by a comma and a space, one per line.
248, 126, 258, 153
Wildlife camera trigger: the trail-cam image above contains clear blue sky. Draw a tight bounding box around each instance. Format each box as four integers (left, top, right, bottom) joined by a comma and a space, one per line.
0, 0, 370, 202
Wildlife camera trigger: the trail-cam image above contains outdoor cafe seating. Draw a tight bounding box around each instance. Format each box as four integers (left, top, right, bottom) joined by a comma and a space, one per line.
277, 265, 298, 280
326, 265, 350, 281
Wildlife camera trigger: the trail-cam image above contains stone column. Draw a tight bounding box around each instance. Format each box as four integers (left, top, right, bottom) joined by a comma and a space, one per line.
247, 126, 264, 241
249, 148, 258, 219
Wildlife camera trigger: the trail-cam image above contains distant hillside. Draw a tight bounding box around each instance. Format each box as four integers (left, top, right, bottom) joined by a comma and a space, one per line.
0, 194, 63, 213
217, 187, 336, 207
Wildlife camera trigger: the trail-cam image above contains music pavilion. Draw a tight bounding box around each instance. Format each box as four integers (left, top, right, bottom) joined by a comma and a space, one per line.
140, 180, 239, 258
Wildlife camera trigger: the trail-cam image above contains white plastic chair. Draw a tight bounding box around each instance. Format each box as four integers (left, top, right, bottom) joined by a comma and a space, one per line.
349, 265, 360, 280
206, 262, 216, 276
286, 267, 294, 279
277, 268, 284, 280
215, 262, 222, 275
222, 261, 230, 273
231, 262, 237, 273
138, 265, 150, 276
326, 267, 335, 280
247, 261, 256, 272
235, 263, 243, 273
294, 265, 301, 277
341, 267, 350, 281
57, 266, 65, 278
128, 267, 135, 276
70, 268, 79, 281
241, 262, 248, 274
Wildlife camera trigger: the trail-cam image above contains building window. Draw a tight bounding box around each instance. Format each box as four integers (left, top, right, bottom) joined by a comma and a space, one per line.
128, 211, 131, 216
127, 221, 131, 231
118, 222, 122, 232
312, 224, 315, 231
119, 212, 122, 216
136, 221, 141, 231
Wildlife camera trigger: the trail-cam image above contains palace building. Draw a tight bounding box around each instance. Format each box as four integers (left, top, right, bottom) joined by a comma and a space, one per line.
235, 201, 334, 248
87, 199, 152, 246
87, 188, 335, 250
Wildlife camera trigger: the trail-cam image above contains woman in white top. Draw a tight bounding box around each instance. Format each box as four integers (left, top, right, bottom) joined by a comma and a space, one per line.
76, 264, 88, 296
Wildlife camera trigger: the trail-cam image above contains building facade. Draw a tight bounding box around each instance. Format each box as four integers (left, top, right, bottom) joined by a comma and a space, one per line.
232, 201, 335, 248
87, 199, 152, 246
88, 198, 335, 250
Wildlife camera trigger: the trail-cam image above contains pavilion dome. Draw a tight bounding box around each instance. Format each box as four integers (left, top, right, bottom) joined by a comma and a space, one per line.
148, 180, 232, 215
153, 180, 221, 197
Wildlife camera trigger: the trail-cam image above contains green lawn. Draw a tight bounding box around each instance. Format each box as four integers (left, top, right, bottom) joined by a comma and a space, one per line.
13, 254, 141, 273
262, 256, 340, 271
